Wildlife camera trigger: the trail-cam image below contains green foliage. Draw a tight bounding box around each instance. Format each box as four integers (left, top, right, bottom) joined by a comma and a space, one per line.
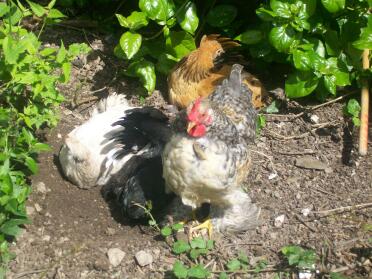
282, 245, 317, 270
0, 0, 89, 270
344, 99, 361, 126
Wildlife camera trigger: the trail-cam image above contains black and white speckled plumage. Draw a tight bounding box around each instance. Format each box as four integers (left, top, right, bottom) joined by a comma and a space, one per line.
163, 64, 260, 232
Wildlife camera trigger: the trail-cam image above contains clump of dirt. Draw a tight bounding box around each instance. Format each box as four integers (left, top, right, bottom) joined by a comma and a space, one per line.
8, 27, 372, 279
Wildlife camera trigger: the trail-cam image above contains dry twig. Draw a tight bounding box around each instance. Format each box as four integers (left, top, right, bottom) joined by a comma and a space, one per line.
313, 202, 372, 216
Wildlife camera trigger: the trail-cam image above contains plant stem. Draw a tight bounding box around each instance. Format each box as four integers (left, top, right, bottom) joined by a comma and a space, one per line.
359, 49, 370, 155
132, 202, 160, 232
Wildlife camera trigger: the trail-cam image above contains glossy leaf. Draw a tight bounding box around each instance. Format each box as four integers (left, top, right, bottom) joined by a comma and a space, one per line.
269, 26, 297, 53
47, 8, 66, 19
139, 0, 175, 24
323, 75, 336, 95
165, 31, 195, 60
120, 31, 142, 59
206, 4, 237, 27
116, 12, 148, 31
235, 30, 263, 45
177, 2, 198, 34
126, 59, 156, 92
285, 71, 319, 98
270, 0, 291, 18
321, 0, 345, 13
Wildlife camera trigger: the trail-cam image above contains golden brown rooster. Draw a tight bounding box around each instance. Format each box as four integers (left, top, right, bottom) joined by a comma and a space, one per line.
168, 34, 268, 110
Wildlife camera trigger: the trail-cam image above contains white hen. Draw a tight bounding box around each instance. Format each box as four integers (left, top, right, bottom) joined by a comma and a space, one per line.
59, 94, 136, 188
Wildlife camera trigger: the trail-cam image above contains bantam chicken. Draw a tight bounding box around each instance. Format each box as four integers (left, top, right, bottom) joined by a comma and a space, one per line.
59, 94, 133, 189
163, 64, 261, 234
168, 34, 268, 110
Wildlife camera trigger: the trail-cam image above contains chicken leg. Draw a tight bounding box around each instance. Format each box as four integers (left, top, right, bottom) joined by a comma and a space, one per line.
189, 218, 213, 239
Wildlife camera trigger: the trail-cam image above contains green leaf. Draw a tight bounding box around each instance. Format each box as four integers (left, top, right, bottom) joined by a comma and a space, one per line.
116, 12, 149, 31
330, 272, 349, 279
47, 8, 66, 19
323, 75, 336, 95
285, 71, 319, 98
40, 47, 57, 56
119, 31, 142, 59
177, 1, 198, 35
26, 0, 46, 17
62, 62, 71, 83
218, 272, 228, 279
25, 156, 38, 174
235, 30, 263, 45
187, 264, 210, 279
334, 70, 350, 86
172, 223, 184, 231
238, 251, 249, 264
0, 174, 12, 195
126, 59, 156, 92
292, 49, 312, 71
172, 240, 191, 254
56, 42, 67, 63
206, 4, 237, 27
226, 259, 241, 271
206, 239, 214, 250
161, 226, 172, 237
256, 7, 277, 21
139, 0, 175, 24
0, 3, 10, 17
270, 0, 291, 18
165, 31, 195, 60
190, 248, 208, 259
353, 24, 372, 50
0, 218, 29, 236
352, 117, 361, 126
47, 0, 57, 9
190, 237, 206, 249
321, 0, 345, 13
301, 0, 317, 16
173, 261, 188, 279
269, 26, 298, 53
346, 99, 361, 117
31, 143, 52, 152
324, 30, 341, 56
3, 37, 21, 64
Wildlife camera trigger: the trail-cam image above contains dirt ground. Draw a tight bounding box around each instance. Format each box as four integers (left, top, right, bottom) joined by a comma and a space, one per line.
7, 27, 372, 279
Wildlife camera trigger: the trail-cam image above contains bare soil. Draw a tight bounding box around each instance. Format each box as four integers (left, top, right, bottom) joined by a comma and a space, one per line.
7, 27, 372, 279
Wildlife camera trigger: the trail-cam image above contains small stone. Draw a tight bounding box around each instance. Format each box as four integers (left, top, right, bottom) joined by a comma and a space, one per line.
107, 248, 125, 267
34, 203, 42, 212
274, 214, 285, 227
57, 133, 62, 139
268, 172, 278, 180
45, 212, 52, 218
310, 114, 319, 124
135, 250, 153, 267
26, 206, 35, 216
35, 182, 47, 194
301, 208, 311, 217
42, 235, 51, 242
152, 249, 161, 259
295, 156, 328, 170
325, 167, 333, 174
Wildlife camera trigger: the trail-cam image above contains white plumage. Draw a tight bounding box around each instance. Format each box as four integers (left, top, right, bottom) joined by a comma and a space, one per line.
59, 94, 136, 188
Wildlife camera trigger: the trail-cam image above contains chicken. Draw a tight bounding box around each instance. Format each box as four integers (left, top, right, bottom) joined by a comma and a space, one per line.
163, 64, 261, 234
168, 34, 268, 110
59, 94, 133, 189
58, 95, 174, 220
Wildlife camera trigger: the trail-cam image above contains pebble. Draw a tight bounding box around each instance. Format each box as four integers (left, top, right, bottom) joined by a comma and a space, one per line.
35, 181, 47, 194
274, 214, 285, 227
42, 235, 51, 242
295, 156, 328, 170
135, 250, 153, 267
310, 114, 319, 124
107, 248, 125, 267
34, 203, 42, 212
93, 257, 110, 272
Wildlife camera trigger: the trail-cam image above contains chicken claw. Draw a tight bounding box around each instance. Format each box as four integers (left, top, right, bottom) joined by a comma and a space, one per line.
189, 218, 213, 239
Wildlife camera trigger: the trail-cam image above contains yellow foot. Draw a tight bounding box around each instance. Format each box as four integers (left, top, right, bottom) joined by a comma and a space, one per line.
189, 218, 213, 239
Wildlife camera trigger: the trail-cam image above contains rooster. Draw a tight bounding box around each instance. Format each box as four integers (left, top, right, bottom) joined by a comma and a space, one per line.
163, 64, 261, 234
168, 34, 268, 110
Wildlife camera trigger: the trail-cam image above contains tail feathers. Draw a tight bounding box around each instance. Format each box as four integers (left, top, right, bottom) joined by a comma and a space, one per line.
92, 93, 129, 116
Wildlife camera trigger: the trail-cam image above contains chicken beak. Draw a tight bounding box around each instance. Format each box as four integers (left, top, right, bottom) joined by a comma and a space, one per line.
187, 122, 196, 133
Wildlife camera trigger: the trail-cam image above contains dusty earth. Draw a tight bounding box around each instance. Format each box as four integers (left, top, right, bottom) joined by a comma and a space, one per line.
7, 27, 372, 279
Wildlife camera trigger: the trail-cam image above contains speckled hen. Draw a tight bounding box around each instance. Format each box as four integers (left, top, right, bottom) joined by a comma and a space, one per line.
163, 64, 261, 234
